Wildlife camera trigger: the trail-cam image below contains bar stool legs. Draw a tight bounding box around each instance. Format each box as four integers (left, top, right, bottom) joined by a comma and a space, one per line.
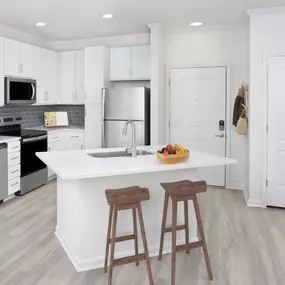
193, 196, 213, 280
171, 199, 178, 285
104, 187, 154, 285
158, 192, 169, 260
158, 180, 213, 285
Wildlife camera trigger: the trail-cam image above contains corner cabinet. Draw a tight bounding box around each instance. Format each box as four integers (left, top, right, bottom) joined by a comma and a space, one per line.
60, 51, 85, 105
110, 46, 150, 81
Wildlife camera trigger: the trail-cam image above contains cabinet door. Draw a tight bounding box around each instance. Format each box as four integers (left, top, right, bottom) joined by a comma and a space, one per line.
75, 51, 85, 104
45, 50, 59, 104
0, 38, 4, 106
66, 140, 84, 151
131, 46, 150, 80
20, 43, 38, 78
60, 52, 75, 103
85, 103, 102, 149
85, 46, 109, 103
48, 139, 66, 178
110, 47, 130, 80
4, 39, 20, 76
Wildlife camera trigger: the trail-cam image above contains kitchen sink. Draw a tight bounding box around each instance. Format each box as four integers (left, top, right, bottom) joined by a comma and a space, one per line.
88, 150, 154, 158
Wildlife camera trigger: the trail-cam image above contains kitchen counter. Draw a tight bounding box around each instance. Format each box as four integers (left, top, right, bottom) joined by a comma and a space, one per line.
37, 146, 236, 272
37, 146, 236, 180
0, 136, 20, 144
29, 125, 84, 132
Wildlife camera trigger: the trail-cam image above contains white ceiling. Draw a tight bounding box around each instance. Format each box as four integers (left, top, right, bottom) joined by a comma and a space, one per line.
0, 0, 284, 41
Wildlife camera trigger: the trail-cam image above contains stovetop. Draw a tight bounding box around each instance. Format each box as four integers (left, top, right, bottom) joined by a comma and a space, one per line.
21, 129, 47, 139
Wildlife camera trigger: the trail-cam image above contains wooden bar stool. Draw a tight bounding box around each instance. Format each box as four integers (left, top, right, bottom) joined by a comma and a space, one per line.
158, 180, 213, 285
104, 186, 154, 285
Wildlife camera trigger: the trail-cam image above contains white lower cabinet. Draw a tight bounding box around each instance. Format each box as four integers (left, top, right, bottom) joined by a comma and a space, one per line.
7, 140, 21, 196
47, 129, 85, 179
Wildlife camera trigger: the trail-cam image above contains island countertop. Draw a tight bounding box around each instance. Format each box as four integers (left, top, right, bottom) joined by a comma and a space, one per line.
36, 146, 237, 180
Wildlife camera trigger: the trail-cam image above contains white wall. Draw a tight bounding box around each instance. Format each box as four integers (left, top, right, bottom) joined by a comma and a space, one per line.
248, 7, 285, 206
166, 26, 250, 190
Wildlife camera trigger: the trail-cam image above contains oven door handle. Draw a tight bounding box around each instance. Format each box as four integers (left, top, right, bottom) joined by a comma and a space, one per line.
22, 135, 47, 143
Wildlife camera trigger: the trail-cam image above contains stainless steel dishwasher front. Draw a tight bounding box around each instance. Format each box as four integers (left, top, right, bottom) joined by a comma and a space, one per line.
0, 143, 8, 203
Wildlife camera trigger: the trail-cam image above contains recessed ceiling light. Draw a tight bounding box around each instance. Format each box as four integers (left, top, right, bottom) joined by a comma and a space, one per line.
102, 13, 114, 19
36, 22, 46, 27
190, 22, 204, 27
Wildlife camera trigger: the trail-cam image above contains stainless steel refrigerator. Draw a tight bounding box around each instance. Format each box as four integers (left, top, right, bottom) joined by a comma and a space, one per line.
102, 87, 150, 148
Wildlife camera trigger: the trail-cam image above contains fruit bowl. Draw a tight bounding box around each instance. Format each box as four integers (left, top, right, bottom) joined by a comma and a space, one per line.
157, 144, 190, 164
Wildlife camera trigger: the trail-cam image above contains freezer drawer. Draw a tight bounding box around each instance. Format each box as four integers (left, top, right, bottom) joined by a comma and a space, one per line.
105, 121, 145, 148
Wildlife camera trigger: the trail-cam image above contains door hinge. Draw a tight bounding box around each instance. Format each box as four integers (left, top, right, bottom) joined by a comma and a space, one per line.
266, 179, 268, 187
169, 79, 171, 86
266, 125, 269, 132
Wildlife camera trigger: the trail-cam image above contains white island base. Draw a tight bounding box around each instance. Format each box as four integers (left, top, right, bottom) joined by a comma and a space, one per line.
55, 169, 200, 272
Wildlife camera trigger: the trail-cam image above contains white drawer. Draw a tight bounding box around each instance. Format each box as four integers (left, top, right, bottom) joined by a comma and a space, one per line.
8, 177, 20, 195
48, 131, 65, 143
8, 140, 21, 153
8, 164, 21, 180
66, 131, 84, 141
8, 151, 21, 167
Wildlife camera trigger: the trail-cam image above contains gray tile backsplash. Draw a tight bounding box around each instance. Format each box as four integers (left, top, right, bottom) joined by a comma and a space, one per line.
0, 105, 85, 128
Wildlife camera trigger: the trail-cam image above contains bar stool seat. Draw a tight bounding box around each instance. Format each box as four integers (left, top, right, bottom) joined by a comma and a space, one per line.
104, 186, 154, 285
159, 180, 213, 285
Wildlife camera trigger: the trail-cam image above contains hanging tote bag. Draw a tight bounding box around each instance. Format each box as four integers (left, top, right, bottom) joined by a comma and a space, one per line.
237, 108, 248, 135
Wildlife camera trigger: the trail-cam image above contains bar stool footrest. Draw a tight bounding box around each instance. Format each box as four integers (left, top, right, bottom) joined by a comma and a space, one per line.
113, 253, 146, 267
164, 225, 186, 233
109, 234, 135, 244
176, 241, 203, 253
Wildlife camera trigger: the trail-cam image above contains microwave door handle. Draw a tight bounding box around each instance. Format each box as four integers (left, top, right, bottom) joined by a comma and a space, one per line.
31, 83, 35, 100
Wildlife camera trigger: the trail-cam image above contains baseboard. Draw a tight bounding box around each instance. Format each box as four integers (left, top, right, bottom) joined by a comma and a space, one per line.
226, 184, 244, 191
55, 228, 198, 272
247, 198, 264, 208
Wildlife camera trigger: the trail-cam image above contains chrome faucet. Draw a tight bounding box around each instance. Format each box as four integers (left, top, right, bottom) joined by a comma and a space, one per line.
122, 120, 137, 158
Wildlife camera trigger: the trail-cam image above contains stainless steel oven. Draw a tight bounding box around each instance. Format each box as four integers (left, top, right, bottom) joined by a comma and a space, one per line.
5, 77, 36, 104
20, 131, 48, 195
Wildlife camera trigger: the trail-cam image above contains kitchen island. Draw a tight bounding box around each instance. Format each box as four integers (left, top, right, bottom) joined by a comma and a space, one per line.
37, 146, 236, 272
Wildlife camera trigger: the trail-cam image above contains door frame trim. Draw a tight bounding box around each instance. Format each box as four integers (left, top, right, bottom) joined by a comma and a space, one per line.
166, 64, 231, 188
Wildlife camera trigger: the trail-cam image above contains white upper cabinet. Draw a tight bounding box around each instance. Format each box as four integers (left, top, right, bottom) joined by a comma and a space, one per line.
0, 38, 4, 106
4, 39, 37, 78
131, 46, 150, 80
60, 51, 85, 104
85, 46, 109, 103
75, 51, 85, 103
110, 47, 131, 80
36, 48, 59, 104
109, 46, 150, 81
4, 39, 20, 76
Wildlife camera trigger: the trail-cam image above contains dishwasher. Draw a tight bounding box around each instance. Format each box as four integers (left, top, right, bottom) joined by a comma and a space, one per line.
0, 143, 8, 203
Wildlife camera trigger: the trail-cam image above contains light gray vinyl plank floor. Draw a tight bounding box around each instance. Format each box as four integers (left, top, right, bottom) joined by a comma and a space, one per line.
1, 180, 285, 285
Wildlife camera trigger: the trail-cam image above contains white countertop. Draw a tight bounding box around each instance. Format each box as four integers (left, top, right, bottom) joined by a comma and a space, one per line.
29, 126, 84, 132
37, 146, 237, 180
0, 136, 20, 144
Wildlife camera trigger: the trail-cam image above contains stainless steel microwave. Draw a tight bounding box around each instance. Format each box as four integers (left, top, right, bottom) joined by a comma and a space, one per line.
5, 77, 36, 104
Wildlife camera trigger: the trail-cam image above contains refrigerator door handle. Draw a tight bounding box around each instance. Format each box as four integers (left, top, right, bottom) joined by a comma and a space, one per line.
101, 88, 106, 148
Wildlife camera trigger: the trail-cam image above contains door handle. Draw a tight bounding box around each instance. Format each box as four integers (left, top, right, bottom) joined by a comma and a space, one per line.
215, 134, 225, 138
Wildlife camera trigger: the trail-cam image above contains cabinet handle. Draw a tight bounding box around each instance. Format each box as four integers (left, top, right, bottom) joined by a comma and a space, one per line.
81, 144, 83, 150
11, 156, 19, 160
71, 136, 79, 138
11, 169, 19, 174
47, 92, 49, 100
11, 181, 19, 187
48, 147, 50, 151
21, 64, 23, 73
53, 137, 59, 140
11, 146, 19, 149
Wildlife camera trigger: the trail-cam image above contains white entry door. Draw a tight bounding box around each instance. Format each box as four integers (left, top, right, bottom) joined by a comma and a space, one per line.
169, 67, 226, 186
267, 56, 285, 207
